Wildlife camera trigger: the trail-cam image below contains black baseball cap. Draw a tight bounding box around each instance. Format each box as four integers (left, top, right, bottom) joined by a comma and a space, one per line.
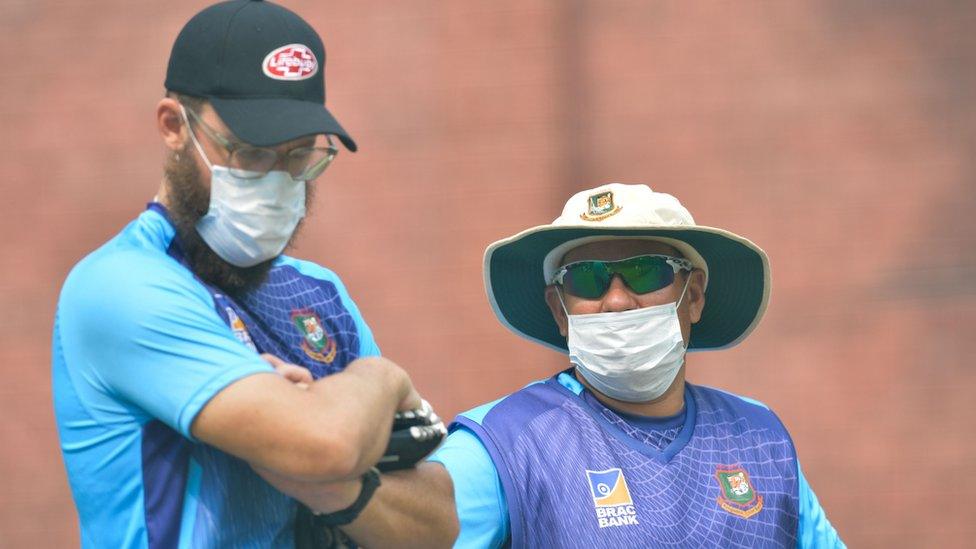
165, 0, 356, 150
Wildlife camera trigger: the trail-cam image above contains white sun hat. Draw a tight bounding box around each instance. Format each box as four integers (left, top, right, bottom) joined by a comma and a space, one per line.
483, 183, 771, 353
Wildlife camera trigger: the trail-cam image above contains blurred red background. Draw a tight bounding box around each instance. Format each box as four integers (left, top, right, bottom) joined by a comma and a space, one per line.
1, 1, 973, 546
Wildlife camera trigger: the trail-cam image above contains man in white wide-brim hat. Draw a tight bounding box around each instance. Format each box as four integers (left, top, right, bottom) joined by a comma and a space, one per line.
429, 183, 843, 548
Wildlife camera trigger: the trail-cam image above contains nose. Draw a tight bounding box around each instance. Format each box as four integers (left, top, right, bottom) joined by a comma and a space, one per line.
600, 275, 640, 313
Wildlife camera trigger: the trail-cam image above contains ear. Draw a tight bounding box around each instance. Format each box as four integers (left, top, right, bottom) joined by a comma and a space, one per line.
157, 97, 187, 152
544, 285, 568, 337
686, 269, 706, 324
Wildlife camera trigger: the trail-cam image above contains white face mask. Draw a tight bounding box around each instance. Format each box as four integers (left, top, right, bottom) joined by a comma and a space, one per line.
196, 167, 305, 267
563, 278, 690, 403
182, 106, 306, 267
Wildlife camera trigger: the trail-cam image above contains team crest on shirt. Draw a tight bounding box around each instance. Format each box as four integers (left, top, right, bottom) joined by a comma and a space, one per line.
580, 190, 622, 221
585, 468, 640, 528
225, 307, 257, 352
291, 309, 337, 363
715, 465, 764, 518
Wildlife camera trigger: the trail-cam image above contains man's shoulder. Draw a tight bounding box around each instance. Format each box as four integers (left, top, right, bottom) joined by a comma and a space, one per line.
59, 213, 208, 322
455, 377, 562, 429
64, 247, 196, 304
274, 255, 343, 284
691, 384, 772, 409
272, 256, 363, 311
456, 395, 511, 427
689, 384, 792, 435
447, 381, 559, 475
65, 209, 182, 284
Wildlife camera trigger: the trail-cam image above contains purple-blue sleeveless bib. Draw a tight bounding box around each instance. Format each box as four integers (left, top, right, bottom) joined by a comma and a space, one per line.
456, 376, 799, 548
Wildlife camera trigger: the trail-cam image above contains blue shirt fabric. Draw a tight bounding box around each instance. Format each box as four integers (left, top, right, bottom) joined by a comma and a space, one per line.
430, 372, 845, 548
52, 206, 379, 548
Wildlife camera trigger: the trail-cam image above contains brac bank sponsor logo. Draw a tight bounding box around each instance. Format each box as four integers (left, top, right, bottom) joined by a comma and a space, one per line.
585, 468, 639, 528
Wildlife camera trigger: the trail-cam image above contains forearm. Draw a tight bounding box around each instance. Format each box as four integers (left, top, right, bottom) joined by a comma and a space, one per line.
342, 462, 459, 549
304, 357, 412, 476
192, 356, 416, 481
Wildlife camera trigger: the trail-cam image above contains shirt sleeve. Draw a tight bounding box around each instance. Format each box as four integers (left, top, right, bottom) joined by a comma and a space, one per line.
57, 250, 274, 438
428, 427, 509, 548
796, 461, 846, 549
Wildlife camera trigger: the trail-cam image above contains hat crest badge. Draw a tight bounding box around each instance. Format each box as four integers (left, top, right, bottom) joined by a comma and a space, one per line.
580, 190, 622, 221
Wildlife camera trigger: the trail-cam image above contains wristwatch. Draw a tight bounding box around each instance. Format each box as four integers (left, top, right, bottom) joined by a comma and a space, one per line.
312, 468, 382, 527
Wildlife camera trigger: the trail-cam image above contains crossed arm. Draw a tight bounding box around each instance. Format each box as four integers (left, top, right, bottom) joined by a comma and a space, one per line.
191, 355, 459, 547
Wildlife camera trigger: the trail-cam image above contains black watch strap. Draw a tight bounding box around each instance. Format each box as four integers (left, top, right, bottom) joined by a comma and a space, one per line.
312, 468, 382, 527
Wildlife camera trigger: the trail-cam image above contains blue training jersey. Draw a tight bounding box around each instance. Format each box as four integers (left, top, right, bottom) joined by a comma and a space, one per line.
52, 204, 379, 548
431, 371, 845, 548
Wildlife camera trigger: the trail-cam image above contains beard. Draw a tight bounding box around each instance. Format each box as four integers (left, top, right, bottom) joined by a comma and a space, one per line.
163, 146, 312, 294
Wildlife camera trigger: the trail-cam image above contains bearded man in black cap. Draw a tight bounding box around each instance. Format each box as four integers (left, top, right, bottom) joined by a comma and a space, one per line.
52, 1, 457, 547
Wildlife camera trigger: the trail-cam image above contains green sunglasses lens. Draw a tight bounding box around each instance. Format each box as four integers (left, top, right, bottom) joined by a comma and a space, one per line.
562, 261, 611, 299
617, 256, 674, 294
561, 256, 676, 298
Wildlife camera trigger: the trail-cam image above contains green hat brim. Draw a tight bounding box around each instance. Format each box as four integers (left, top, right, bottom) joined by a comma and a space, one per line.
484, 225, 771, 353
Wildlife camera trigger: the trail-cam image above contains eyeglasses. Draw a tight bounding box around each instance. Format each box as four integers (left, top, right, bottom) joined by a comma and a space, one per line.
182, 104, 338, 181
550, 254, 694, 299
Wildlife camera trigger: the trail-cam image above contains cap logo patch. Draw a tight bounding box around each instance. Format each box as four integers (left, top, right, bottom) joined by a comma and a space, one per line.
262, 44, 319, 81
580, 190, 623, 221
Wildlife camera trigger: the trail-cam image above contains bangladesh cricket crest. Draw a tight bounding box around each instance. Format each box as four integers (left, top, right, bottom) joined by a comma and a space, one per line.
291, 309, 337, 363
580, 190, 622, 221
715, 465, 763, 518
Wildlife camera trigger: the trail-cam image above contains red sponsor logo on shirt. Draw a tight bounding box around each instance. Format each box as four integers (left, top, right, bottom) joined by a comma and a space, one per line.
262, 44, 318, 81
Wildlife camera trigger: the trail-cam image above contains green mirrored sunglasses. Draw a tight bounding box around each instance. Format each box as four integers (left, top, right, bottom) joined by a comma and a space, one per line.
550, 254, 694, 299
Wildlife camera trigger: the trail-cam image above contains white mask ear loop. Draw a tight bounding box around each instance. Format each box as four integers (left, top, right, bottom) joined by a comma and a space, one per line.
179, 104, 214, 172
674, 272, 692, 310
555, 285, 570, 317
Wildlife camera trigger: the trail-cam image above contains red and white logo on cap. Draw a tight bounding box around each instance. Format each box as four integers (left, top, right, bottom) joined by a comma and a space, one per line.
262, 44, 319, 81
